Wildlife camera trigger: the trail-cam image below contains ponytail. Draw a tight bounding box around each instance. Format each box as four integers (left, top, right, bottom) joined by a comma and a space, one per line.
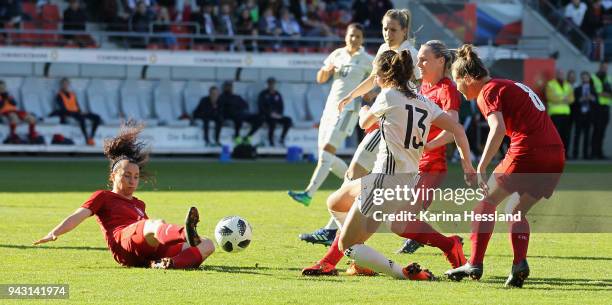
376, 49, 416, 99
452, 44, 489, 80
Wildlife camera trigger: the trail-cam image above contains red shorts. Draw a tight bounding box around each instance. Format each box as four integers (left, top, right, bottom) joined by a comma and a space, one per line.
112, 220, 184, 267
417, 157, 448, 210
494, 146, 565, 199
1, 110, 28, 120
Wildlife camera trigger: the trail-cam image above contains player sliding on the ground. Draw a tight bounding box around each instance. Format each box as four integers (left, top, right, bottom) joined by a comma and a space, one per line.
310, 49, 475, 280
297, 9, 420, 249
33, 123, 215, 269
442, 45, 565, 288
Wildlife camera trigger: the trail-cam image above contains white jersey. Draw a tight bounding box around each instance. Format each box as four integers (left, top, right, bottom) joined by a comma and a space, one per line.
323, 47, 373, 114
374, 40, 421, 80
370, 88, 443, 174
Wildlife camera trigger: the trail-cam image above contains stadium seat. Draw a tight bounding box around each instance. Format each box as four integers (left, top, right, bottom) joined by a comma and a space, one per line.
305, 83, 331, 122
244, 82, 266, 113
276, 83, 310, 128
153, 80, 189, 126
86, 80, 122, 126
120, 80, 158, 126
19, 78, 59, 124
182, 81, 215, 126
1, 77, 23, 101
65, 78, 91, 113
260, 68, 302, 82
147, 66, 172, 79
0, 62, 33, 76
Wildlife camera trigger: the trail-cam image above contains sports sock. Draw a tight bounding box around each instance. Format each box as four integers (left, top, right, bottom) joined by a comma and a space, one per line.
320, 235, 343, 266
171, 246, 203, 269
28, 123, 36, 137
329, 154, 348, 178
155, 223, 186, 246
398, 220, 453, 253
510, 217, 530, 265
323, 216, 338, 230
305, 151, 340, 196
345, 244, 406, 279
9, 123, 16, 136
329, 210, 347, 229
469, 200, 497, 265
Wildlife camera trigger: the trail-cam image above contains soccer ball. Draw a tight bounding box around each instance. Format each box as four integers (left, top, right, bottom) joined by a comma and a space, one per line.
214, 216, 252, 252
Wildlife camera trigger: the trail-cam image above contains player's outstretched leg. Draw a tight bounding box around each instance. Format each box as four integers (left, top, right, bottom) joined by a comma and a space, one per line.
504, 259, 530, 288
396, 239, 424, 254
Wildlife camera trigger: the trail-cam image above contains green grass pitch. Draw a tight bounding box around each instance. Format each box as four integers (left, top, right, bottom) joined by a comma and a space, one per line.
0, 160, 610, 305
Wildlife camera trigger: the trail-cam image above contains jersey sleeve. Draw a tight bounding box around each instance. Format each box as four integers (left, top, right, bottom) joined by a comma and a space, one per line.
370, 90, 393, 117
441, 83, 461, 111
478, 84, 503, 117
81, 190, 106, 215
323, 50, 335, 67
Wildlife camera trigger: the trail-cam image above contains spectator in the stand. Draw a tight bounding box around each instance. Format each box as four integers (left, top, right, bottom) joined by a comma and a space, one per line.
546, 69, 575, 156
567, 69, 577, 87
258, 77, 292, 147
193, 2, 216, 43
581, 0, 605, 38
216, 3, 235, 49
129, 0, 154, 47
365, 0, 393, 34
0, 80, 39, 144
219, 81, 262, 144
127, 0, 153, 12
572, 71, 597, 159
63, 0, 89, 46
129, 1, 154, 32
258, 7, 280, 36
193, 86, 223, 147
565, 0, 587, 27
236, 8, 258, 51
102, 0, 130, 32
289, 0, 307, 26
153, 6, 178, 48
279, 8, 301, 38
52, 78, 101, 146
591, 62, 611, 159
0, 0, 24, 28
351, 0, 371, 28
239, 0, 259, 23
301, 3, 332, 37
263, 0, 282, 15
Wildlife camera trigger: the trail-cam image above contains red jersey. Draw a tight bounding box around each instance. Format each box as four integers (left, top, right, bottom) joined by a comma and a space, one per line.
477, 79, 562, 156
81, 190, 148, 258
419, 77, 461, 171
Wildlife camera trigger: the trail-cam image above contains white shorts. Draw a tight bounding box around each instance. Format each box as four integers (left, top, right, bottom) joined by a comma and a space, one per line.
318, 109, 359, 150
356, 172, 420, 218
349, 129, 381, 171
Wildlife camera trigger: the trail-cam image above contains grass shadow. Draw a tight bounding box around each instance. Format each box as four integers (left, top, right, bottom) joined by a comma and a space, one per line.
489, 276, 612, 288
484, 254, 612, 261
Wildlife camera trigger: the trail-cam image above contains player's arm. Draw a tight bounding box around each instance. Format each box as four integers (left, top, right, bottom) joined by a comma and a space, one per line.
477, 112, 506, 190
424, 110, 459, 150
430, 112, 476, 186
338, 74, 376, 111
316, 63, 335, 84
358, 105, 377, 130
33, 207, 92, 245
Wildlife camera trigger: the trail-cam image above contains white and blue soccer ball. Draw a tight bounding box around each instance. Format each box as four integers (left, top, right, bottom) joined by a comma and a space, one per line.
214, 216, 253, 253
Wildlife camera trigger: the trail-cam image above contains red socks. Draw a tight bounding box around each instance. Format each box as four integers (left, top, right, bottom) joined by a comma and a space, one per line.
156, 223, 186, 246
320, 235, 343, 266
399, 220, 453, 253
171, 247, 203, 269
510, 217, 530, 264
469, 201, 497, 265
28, 123, 37, 137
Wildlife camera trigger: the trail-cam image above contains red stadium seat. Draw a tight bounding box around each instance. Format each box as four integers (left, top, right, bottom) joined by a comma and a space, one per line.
22, 2, 37, 20
40, 4, 60, 22
18, 22, 38, 45
170, 25, 191, 49
147, 43, 161, 50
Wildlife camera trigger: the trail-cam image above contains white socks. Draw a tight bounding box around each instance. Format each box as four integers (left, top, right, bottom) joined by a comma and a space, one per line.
304, 151, 347, 197
345, 244, 406, 279
328, 211, 347, 229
